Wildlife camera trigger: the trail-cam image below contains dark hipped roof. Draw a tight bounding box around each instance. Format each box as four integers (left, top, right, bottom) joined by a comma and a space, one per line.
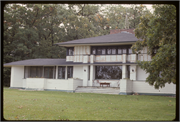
56, 32, 140, 46
4, 59, 137, 67
3, 59, 72, 67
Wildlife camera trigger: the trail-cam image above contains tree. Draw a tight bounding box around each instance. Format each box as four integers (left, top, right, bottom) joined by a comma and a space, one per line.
132, 5, 176, 89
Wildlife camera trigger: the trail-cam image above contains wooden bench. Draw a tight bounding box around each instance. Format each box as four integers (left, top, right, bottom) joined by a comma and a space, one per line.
100, 82, 110, 87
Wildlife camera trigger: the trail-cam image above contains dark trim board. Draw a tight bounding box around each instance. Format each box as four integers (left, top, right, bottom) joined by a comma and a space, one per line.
9, 87, 25, 89
119, 92, 176, 96
119, 92, 133, 95
44, 89, 75, 93
136, 93, 176, 96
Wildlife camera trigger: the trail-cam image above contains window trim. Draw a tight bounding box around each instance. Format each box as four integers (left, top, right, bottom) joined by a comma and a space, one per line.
66, 47, 74, 56
95, 65, 122, 80
58, 66, 66, 79
44, 66, 56, 79
91, 45, 132, 55
67, 66, 73, 79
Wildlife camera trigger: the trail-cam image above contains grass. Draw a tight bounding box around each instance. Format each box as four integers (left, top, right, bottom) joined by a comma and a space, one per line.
3, 88, 176, 120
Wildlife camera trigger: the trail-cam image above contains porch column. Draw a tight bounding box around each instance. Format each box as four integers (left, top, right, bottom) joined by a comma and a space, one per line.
122, 65, 127, 79
65, 66, 67, 80
83, 65, 88, 86
130, 65, 137, 80
89, 65, 94, 86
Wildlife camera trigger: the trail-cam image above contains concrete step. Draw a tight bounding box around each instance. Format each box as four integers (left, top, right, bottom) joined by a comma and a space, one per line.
75, 86, 120, 95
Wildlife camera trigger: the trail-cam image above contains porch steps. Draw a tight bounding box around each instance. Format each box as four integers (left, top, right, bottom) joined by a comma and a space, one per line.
75, 86, 120, 95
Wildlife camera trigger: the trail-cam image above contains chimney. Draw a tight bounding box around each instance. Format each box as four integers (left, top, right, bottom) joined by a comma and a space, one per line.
110, 29, 135, 34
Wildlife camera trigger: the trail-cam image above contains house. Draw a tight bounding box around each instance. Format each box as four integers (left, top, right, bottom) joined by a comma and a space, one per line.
3, 29, 176, 95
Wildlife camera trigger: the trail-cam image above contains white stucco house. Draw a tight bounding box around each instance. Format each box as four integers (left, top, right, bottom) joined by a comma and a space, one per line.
3, 29, 176, 96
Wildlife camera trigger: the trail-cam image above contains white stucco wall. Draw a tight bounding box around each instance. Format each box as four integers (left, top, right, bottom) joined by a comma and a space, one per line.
73, 66, 83, 79
24, 78, 83, 91
133, 81, 176, 94
136, 66, 149, 80
26, 78, 45, 90
130, 65, 136, 80
10, 66, 24, 88
119, 79, 133, 93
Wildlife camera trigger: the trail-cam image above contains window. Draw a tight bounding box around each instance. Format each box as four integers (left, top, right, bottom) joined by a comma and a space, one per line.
117, 47, 122, 54
67, 66, 73, 78
66, 47, 74, 56
123, 49, 127, 54
92, 47, 96, 54
58, 66, 66, 79
44, 66, 56, 79
128, 48, 132, 54
24, 66, 43, 78
95, 66, 122, 79
107, 47, 112, 54
91, 45, 132, 55
97, 47, 106, 55
107, 47, 116, 55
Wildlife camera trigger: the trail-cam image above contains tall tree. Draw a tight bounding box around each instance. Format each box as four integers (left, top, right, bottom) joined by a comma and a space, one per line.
132, 5, 176, 89
127, 4, 151, 29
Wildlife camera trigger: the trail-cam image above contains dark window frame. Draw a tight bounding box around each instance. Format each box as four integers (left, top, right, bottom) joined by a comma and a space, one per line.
24, 66, 43, 78
58, 66, 66, 79
67, 66, 73, 79
66, 47, 74, 56
91, 45, 132, 55
44, 66, 56, 79
95, 65, 122, 80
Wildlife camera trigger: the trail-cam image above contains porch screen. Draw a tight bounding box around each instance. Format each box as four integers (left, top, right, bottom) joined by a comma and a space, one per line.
58, 66, 66, 79
24, 66, 43, 78
67, 66, 73, 78
44, 66, 56, 79
95, 66, 122, 79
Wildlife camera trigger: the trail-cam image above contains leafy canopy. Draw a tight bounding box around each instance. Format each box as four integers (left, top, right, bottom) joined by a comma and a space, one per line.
132, 5, 176, 89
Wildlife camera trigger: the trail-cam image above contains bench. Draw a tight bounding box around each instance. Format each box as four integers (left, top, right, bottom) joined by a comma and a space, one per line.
100, 82, 110, 87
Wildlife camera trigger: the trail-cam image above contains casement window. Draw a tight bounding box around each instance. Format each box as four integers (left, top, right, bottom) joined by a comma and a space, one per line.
24, 66, 56, 79
67, 66, 73, 78
92, 47, 96, 54
66, 47, 74, 56
117, 47, 122, 54
107, 47, 117, 55
24, 66, 43, 78
97, 47, 106, 55
112, 47, 116, 54
44, 66, 56, 79
128, 48, 132, 54
122, 48, 127, 54
91, 45, 131, 55
30, 66, 43, 78
95, 66, 122, 79
58, 66, 66, 79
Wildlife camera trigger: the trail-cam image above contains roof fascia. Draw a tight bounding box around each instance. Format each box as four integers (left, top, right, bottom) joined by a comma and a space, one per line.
57, 42, 136, 47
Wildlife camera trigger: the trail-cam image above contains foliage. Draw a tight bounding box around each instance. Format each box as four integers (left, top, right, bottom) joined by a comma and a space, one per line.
4, 88, 176, 120
132, 5, 176, 89
128, 4, 151, 29
3, 4, 151, 85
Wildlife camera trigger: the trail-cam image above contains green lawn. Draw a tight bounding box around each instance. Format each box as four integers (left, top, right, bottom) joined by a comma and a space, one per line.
3, 88, 176, 120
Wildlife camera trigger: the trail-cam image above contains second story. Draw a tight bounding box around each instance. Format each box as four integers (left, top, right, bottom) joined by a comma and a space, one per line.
56, 29, 152, 64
